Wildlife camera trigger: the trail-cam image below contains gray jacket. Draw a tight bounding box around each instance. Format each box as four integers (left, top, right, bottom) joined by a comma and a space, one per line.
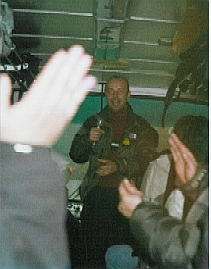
1, 143, 69, 269
130, 168, 208, 269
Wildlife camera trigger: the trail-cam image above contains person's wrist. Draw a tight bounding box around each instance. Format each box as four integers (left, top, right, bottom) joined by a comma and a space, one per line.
0, 128, 51, 146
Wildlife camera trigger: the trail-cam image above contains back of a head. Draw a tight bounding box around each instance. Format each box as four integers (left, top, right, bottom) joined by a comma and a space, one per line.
174, 115, 208, 165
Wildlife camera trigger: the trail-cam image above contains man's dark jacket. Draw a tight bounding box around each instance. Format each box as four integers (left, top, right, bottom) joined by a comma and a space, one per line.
69, 103, 158, 201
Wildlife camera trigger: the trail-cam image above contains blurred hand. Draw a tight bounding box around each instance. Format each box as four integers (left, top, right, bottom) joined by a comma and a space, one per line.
168, 133, 198, 184
0, 45, 96, 146
96, 159, 116, 176
89, 127, 104, 143
118, 179, 143, 218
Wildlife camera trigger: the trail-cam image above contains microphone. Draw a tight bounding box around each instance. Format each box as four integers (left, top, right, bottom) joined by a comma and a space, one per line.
92, 119, 102, 148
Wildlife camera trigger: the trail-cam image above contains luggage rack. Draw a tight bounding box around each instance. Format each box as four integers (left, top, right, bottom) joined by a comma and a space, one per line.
1, 51, 41, 102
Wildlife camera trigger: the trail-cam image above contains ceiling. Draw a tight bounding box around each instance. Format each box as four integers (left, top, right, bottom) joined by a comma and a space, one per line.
1, 0, 209, 103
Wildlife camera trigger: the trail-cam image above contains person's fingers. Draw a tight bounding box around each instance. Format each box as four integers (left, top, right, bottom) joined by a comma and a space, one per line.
120, 178, 141, 196
118, 179, 142, 218
52, 51, 91, 100
19, 49, 68, 115
120, 178, 130, 188
29, 49, 67, 96
45, 55, 95, 116
169, 134, 189, 157
118, 179, 128, 196
169, 134, 197, 164
22, 47, 95, 127
28, 77, 95, 145
58, 55, 94, 111
40, 51, 93, 117
169, 134, 184, 162
90, 128, 104, 140
0, 74, 12, 111
64, 75, 96, 117
40, 77, 95, 143
35, 45, 85, 90
51, 47, 90, 93
65, 52, 93, 89
123, 178, 138, 192
170, 144, 182, 164
0, 46, 95, 146
27, 46, 87, 105
169, 134, 198, 183
180, 147, 197, 166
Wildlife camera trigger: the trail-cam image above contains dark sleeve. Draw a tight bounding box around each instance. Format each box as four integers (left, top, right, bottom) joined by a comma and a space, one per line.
130, 202, 201, 268
193, 209, 209, 269
69, 117, 95, 163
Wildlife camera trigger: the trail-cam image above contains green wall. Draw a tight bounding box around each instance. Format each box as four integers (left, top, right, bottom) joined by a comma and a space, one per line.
53, 96, 208, 157
71, 96, 208, 126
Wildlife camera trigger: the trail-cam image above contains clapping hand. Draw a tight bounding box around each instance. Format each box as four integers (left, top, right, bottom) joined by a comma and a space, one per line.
118, 179, 143, 218
168, 133, 198, 184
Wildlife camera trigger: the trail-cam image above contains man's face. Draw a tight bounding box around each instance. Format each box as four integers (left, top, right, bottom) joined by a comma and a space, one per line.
105, 78, 130, 112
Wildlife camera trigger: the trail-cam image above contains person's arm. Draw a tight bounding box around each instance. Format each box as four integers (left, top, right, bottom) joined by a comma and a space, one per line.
118, 179, 201, 267
0, 45, 96, 269
118, 135, 206, 267
130, 202, 201, 268
0, 45, 96, 146
69, 115, 105, 163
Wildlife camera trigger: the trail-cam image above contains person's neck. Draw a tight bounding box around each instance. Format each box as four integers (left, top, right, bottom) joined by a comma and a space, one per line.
109, 103, 128, 114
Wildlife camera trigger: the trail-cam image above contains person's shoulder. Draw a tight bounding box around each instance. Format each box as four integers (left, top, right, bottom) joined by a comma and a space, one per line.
82, 107, 108, 129
83, 111, 107, 128
82, 112, 99, 122
132, 113, 151, 127
128, 106, 150, 124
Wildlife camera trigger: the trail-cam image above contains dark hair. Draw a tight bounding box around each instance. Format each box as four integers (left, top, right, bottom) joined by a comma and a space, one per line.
105, 76, 130, 92
174, 115, 208, 165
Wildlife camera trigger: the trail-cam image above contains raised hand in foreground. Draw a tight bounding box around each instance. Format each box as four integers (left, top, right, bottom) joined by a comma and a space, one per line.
0, 45, 96, 146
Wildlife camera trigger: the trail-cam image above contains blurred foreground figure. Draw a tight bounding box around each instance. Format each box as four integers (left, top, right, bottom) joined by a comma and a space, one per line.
0, 45, 96, 269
